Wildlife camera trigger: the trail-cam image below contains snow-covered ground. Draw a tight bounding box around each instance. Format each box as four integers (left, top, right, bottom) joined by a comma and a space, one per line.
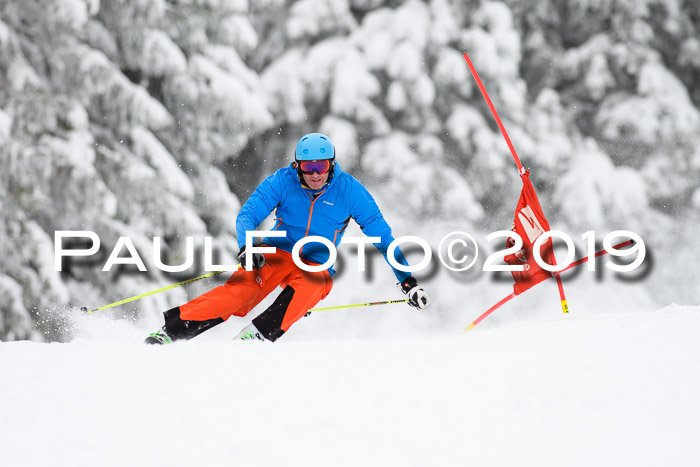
2, 304, 699, 467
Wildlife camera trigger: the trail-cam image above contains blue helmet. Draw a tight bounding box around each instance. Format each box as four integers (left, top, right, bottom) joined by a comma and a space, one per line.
294, 133, 336, 184
295, 133, 335, 161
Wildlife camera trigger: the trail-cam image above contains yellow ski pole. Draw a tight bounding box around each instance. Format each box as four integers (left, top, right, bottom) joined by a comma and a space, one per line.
80, 269, 233, 313
81, 265, 408, 315
305, 299, 409, 315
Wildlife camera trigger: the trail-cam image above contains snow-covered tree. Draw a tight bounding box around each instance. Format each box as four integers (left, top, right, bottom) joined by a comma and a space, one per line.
0, 0, 264, 340
2, 0, 700, 341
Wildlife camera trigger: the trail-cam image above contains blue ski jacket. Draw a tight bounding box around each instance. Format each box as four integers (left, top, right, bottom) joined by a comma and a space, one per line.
236, 162, 410, 281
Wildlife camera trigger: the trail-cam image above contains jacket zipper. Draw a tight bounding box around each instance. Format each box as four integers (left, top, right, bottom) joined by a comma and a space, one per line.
299, 189, 327, 256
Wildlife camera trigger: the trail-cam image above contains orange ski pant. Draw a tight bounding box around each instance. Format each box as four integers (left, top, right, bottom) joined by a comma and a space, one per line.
179, 249, 333, 332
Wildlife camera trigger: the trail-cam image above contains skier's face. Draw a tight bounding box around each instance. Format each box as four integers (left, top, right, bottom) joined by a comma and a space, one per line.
302, 170, 329, 190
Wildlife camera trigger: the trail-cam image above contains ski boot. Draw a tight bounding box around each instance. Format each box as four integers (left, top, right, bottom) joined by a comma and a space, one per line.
233, 323, 267, 342
144, 327, 172, 345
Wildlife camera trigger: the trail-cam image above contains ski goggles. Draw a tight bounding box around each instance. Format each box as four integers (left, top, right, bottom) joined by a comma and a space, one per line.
298, 159, 332, 175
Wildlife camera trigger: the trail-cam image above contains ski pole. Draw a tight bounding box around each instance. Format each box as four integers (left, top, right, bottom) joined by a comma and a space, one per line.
305, 299, 409, 315
80, 269, 233, 313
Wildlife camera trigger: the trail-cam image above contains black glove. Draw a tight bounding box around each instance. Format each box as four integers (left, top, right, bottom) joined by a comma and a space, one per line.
238, 246, 265, 270
399, 277, 431, 310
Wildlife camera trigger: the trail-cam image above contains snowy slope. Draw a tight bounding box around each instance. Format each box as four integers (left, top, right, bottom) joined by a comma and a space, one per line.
1, 305, 699, 467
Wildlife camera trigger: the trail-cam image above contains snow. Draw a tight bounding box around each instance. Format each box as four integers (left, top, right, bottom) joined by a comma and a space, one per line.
0, 108, 12, 139
0, 276, 39, 340
0, 19, 10, 48
432, 47, 472, 96
555, 141, 649, 232
390, 1, 431, 49
142, 29, 188, 77
636, 61, 699, 137
521, 88, 573, 175
302, 38, 347, 102
473, 1, 521, 78
85, 0, 100, 16
319, 115, 359, 171
25, 221, 71, 304
64, 101, 89, 131
40, 130, 96, 176
354, 21, 393, 71
49, 0, 89, 32
330, 50, 381, 119
1, 305, 699, 466
189, 160, 242, 237
350, 0, 383, 11
679, 38, 700, 67
440, 169, 485, 220
412, 73, 436, 107
429, 0, 460, 47
74, 45, 173, 131
130, 126, 195, 200
7, 60, 42, 91
585, 53, 615, 101
446, 104, 486, 152
214, 15, 259, 55
386, 42, 423, 81
203, 45, 261, 91
286, 0, 356, 41
559, 34, 611, 82
386, 81, 408, 111
595, 59, 700, 152
261, 50, 307, 124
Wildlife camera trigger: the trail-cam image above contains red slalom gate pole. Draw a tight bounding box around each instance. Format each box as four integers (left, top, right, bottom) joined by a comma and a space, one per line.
462, 293, 516, 333
463, 51, 569, 313
462, 52, 525, 174
461, 240, 634, 333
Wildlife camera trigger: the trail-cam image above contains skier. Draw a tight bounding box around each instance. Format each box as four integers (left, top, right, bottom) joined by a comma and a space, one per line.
145, 133, 430, 344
